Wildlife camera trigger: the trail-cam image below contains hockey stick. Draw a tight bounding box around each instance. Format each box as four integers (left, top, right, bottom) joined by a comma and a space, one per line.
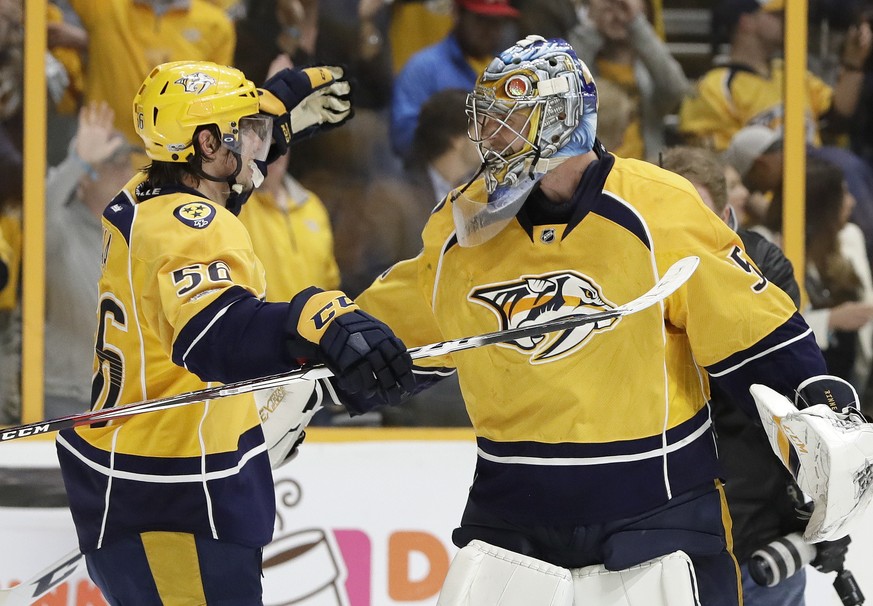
0, 549, 84, 606
0, 256, 699, 443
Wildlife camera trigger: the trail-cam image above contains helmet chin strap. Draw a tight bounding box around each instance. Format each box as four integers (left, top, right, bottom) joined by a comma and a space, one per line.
189, 151, 257, 216
190, 150, 244, 192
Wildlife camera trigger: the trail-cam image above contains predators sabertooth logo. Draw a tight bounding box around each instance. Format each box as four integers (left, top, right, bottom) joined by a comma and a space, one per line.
174, 72, 216, 94
469, 271, 618, 363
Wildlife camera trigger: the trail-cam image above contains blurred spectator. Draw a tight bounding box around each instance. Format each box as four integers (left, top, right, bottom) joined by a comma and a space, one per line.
0, 209, 20, 425
338, 88, 474, 428
724, 124, 873, 266
763, 156, 873, 394
679, 0, 871, 151
848, 2, 873, 166
0, 0, 23, 424
389, 0, 518, 160
204, 0, 245, 19
46, 2, 88, 165
721, 124, 783, 231
234, 0, 318, 82
312, 0, 394, 109
44, 101, 135, 419
233, 54, 340, 303
46, 2, 86, 115
387, 0, 454, 75
337, 88, 479, 298
569, 0, 689, 161
237, 139, 341, 302
66, 0, 236, 144
514, 0, 578, 41
661, 145, 812, 606
592, 78, 634, 152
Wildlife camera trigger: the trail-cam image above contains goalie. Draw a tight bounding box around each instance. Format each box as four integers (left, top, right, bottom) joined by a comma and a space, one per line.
338, 35, 873, 606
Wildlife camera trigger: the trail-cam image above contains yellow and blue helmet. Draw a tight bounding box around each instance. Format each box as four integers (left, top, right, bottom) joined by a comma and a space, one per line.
466, 36, 598, 192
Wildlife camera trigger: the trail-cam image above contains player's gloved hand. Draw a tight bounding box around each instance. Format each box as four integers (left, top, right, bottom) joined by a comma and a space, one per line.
795, 375, 860, 413
258, 66, 353, 161
812, 535, 851, 572
287, 287, 414, 409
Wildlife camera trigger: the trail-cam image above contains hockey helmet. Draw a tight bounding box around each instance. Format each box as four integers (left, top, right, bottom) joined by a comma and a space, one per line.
466, 36, 598, 191
133, 61, 272, 164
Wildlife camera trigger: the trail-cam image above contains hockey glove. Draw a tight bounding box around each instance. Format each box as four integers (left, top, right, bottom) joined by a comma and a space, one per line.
795, 375, 860, 412
287, 287, 414, 409
258, 65, 353, 162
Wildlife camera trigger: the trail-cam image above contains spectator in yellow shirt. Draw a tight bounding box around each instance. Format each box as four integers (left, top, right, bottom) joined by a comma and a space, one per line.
67, 0, 235, 144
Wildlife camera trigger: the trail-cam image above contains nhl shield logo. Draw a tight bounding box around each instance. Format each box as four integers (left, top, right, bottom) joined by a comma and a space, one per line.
469, 271, 619, 362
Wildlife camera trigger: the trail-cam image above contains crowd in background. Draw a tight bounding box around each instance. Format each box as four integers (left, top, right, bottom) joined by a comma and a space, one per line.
0, 0, 872, 431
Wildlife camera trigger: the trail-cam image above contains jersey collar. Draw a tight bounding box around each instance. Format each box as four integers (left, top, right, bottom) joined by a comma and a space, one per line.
516, 141, 615, 242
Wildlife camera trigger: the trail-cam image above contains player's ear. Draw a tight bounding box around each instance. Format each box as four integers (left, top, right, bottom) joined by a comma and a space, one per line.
196, 128, 220, 158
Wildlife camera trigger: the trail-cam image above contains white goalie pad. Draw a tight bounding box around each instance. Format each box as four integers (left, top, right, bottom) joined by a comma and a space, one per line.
437, 540, 574, 606
571, 550, 700, 606
256, 378, 330, 469
751, 384, 873, 542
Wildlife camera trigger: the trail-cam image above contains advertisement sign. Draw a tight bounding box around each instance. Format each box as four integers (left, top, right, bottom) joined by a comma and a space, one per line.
0, 434, 869, 605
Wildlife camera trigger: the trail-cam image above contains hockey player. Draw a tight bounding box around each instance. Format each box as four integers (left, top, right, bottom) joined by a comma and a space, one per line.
353, 36, 873, 605
55, 61, 414, 604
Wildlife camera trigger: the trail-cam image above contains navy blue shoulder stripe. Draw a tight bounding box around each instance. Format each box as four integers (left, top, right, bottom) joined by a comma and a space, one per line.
592, 194, 652, 250
102, 192, 136, 244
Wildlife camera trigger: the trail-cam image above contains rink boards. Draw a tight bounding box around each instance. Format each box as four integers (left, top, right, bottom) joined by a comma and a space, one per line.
0, 429, 868, 606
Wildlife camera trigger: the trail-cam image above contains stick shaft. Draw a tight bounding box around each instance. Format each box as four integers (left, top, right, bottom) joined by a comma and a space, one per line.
0, 257, 698, 442
0, 550, 83, 606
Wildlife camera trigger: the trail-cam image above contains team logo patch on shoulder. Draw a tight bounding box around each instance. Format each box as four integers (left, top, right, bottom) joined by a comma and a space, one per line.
174, 202, 216, 229
469, 271, 619, 363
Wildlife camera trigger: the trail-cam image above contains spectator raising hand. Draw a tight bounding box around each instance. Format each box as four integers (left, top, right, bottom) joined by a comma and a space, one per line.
73, 101, 125, 169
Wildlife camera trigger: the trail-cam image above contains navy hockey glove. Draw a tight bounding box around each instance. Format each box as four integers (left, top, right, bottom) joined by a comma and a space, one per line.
258, 66, 353, 161
287, 287, 414, 409
812, 535, 851, 573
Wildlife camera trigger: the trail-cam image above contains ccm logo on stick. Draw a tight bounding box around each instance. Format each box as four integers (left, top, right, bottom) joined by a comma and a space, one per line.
2, 425, 50, 441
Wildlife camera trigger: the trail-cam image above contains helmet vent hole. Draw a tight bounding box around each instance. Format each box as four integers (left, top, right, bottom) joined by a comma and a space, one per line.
152, 107, 159, 125
549, 59, 557, 66
171, 153, 179, 161
159, 82, 169, 94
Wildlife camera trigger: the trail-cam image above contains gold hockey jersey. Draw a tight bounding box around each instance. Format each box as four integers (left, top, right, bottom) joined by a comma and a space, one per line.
57, 174, 277, 553
678, 60, 832, 150
357, 151, 826, 525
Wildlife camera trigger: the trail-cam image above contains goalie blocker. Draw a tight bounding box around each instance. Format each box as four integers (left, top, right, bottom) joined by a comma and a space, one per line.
751, 376, 873, 542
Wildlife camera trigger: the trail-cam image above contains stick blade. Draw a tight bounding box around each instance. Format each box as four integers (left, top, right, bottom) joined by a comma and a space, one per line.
621, 256, 699, 314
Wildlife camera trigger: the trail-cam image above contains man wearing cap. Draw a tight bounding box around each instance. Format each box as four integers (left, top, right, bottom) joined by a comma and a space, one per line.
724, 123, 873, 269
389, 0, 518, 160
678, 0, 871, 151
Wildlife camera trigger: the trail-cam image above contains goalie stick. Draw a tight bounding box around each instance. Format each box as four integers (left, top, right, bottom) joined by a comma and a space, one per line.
0, 256, 699, 443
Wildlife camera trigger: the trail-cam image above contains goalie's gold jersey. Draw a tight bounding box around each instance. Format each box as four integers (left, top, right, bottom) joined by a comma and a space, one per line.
358, 152, 813, 524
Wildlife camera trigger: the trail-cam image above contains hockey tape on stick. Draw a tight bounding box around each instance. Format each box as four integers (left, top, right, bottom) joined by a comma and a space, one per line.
0, 256, 699, 443
0, 549, 83, 606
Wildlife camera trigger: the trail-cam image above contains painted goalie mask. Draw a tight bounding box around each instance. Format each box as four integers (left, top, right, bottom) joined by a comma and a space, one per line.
466, 35, 598, 193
